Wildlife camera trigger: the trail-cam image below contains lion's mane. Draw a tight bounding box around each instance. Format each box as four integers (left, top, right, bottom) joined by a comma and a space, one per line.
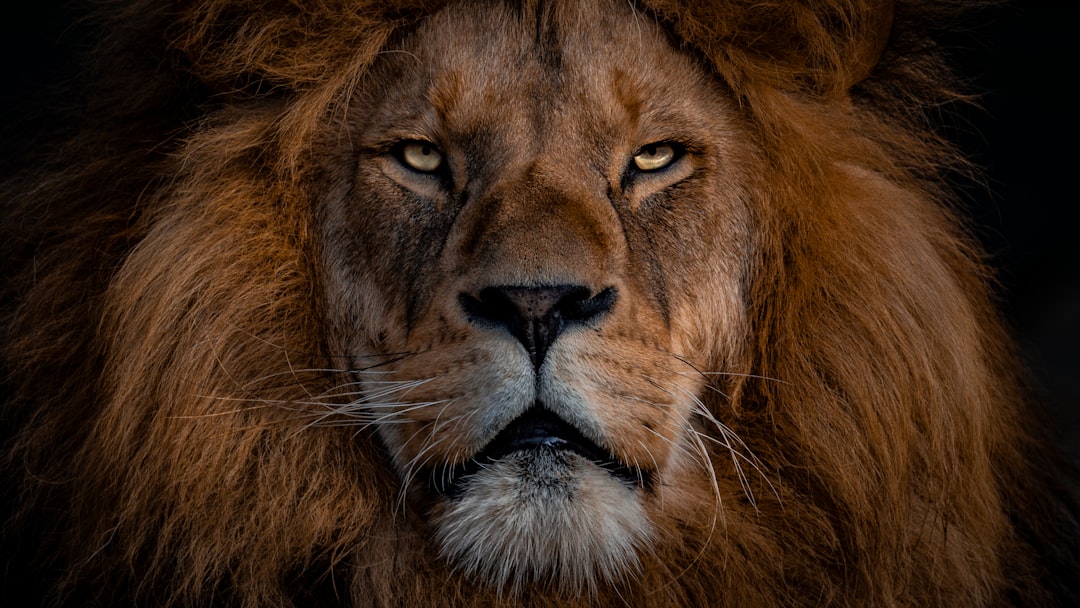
2, 1, 1077, 606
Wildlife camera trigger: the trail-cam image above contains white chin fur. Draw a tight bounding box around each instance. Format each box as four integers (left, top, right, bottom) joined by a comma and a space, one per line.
433, 449, 653, 595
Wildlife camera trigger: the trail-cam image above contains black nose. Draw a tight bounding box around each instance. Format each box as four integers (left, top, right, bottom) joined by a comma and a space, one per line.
460, 285, 616, 369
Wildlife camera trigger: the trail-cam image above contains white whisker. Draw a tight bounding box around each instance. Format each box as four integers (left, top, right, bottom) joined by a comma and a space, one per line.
676, 370, 790, 385
645, 373, 780, 509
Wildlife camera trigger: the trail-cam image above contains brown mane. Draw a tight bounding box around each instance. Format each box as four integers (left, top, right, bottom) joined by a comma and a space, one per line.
2, 1, 1077, 606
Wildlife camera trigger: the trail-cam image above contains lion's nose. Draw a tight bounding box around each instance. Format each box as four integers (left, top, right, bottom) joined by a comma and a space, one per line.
459, 285, 616, 369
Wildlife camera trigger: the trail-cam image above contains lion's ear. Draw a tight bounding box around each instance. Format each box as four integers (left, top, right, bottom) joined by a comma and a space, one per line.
643, 0, 895, 97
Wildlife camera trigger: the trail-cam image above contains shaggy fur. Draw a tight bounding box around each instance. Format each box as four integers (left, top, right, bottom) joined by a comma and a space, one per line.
2, 0, 1077, 606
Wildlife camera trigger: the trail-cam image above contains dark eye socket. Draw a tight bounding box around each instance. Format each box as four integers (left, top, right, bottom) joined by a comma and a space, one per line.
631, 142, 683, 172
393, 140, 444, 173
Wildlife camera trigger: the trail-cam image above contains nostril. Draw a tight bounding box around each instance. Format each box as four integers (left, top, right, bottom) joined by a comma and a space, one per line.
460, 287, 523, 327
459, 285, 616, 368
559, 286, 616, 323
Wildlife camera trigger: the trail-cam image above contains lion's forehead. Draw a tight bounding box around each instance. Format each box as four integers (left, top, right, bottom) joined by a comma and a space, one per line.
357, 0, 725, 166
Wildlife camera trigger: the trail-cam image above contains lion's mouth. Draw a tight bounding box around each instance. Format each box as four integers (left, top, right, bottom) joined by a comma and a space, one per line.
431, 406, 651, 497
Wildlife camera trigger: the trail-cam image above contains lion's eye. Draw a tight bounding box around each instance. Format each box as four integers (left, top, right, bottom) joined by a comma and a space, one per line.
398, 141, 444, 173
632, 143, 678, 172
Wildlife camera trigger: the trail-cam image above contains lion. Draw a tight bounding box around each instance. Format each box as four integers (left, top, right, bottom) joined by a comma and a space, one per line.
1, 0, 1077, 606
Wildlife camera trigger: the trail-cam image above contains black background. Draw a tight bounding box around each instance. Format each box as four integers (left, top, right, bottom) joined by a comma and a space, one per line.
943, 3, 1080, 459
2, 2, 1077, 458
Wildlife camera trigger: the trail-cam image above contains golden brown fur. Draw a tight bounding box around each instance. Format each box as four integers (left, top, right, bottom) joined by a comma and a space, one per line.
2, 0, 1078, 606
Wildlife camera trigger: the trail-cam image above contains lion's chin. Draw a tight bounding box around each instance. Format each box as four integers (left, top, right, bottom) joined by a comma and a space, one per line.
432, 449, 654, 594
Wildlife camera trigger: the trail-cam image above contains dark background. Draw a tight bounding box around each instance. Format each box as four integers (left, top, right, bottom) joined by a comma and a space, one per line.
942, 3, 1080, 460
2, 2, 1077, 458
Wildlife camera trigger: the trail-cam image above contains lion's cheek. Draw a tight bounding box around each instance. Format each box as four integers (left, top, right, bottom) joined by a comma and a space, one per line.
659, 204, 754, 368
431, 451, 654, 593
373, 339, 536, 469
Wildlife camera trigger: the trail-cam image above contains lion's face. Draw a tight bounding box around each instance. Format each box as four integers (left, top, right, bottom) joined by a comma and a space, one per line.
318, 0, 752, 592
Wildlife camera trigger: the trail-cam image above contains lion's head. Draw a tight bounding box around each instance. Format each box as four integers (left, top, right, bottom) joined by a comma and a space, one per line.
317, 2, 757, 590
2, 0, 1077, 606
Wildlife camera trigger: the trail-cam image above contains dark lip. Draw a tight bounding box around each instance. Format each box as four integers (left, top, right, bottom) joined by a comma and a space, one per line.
429, 406, 652, 497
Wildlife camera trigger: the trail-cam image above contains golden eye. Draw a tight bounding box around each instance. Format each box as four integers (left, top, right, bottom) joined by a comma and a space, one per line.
632, 143, 677, 172
399, 141, 444, 173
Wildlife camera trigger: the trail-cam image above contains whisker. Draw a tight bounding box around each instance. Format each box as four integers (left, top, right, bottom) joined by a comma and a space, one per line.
311, 399, 452, 433
397, 433, 453, 514
646, 375, 780, 509
678, 370, 790, 385
352, 351, 423, 372
660, 348, 789, 386
168, 402, 276, 419
640, 423, 697, 465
